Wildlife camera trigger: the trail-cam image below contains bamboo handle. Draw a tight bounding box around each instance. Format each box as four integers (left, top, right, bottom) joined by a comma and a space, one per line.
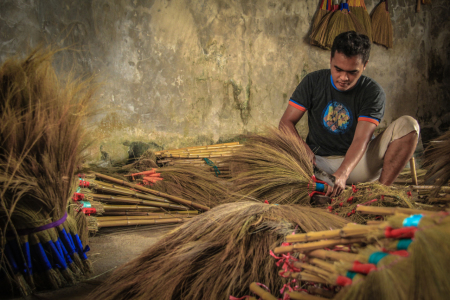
293, 262, 333, 277
410, 157, 418, 185
282, 271, 328, 284
286, 291, 326, 300
94, 173, 210, 211
308, 249, 360, 262
356, 205, 442, 216
308, 258, 336, 273
249, 283, 277, 300
293, 237, 365, 252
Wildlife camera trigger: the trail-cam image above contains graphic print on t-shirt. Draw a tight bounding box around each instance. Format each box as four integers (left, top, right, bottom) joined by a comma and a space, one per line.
321, 101, 353, 134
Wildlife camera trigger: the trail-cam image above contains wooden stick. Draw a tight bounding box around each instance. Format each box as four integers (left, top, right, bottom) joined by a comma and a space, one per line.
286, 291, 327, 300
286, 225, 381, 243
90, 194, 187, 210
282, 271, 328, 284
102, 210, 198, 216
154, 142, 240, 154
308, 286, 335, 299
97, 217, 188, 228
249, 282, 277, 300
356, 205, 443, 216
308, 249, 359, 262
428, 196, 450, 203
94, 173, 210, 211
293, 262, 333, 277
308, 258, 336, 273
158, 152, 234, 159
411, 185, 450, 192
293, 237, 365, 252
96, 214, 195, 221
92, 185, 172, 203
103, 204, 165, 212
410, 157, 418, 185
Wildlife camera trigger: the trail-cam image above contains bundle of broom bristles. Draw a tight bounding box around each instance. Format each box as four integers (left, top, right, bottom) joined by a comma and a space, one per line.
0, 49, 94, 296
230, 208, 450, 300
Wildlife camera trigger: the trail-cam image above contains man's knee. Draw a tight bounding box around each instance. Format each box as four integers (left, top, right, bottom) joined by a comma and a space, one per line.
391, 115, 420, 141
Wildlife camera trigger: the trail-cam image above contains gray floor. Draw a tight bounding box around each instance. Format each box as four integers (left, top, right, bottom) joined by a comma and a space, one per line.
8, 225, 173, 300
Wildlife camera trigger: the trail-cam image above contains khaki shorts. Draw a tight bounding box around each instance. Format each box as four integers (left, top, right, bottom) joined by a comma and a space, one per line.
315, 115, 420, 184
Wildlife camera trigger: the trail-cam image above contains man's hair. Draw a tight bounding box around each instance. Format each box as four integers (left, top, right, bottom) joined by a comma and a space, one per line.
331, 31, 371, 64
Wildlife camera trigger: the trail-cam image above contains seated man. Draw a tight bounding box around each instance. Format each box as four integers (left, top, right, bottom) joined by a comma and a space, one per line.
279, 31, 419, 198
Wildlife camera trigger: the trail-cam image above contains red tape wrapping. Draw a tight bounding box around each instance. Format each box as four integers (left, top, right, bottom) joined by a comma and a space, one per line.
351, 261, 377, 274
384, 227, 418, 239
336, 275, 352, 286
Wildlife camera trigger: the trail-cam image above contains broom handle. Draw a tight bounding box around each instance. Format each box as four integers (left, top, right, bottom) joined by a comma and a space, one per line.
356, 205, 441, 216
410, 157, 418, 185
94, 173, 210, 211
249, 282, 277, 300
385, 0, 389, 12
416, 0, 420, 12
286, 291, 327, 300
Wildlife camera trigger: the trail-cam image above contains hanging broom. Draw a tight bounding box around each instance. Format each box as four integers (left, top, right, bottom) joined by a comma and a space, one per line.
90, 202, 349, 300
323, 1, 368, 50
311, 0, 332, 35
310, 0, 340, 48
0, 49, 95, 296
371, 0, 393, 48
348, 0, 372, 41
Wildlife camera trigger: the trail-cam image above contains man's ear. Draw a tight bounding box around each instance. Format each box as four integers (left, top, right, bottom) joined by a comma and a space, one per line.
363, 60, 369, 70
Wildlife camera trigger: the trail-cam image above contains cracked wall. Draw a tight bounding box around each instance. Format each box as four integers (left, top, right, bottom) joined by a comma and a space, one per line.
0, 0, 449, 163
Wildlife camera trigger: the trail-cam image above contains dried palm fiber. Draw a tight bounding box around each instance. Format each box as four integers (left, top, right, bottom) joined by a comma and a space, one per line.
223, 127, 331, 205
348, 0, 372, 41
272, 212, 450, 300
328, 182, 415, 223
321, 2, 368, 50
0, 49, 95, 296
422, 130, 450, 197
371, 0, 393, 49
310, 0, 340, 48
137, 165, 230, 208
310, 0, 332, 35
90, 202, 349, 300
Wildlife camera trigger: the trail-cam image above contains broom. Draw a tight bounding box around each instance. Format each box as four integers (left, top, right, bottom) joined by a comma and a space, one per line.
348, 0, 372, 41
310, 0, 340, 48
310, 0, 332, 35
323, 1, 367, 50
270, 212, 450, 299
0, 49, 95, 296
224, 127, 328, 205
422, 130, 450, 197
371, 0, 393, 48
90, 202, 349, 300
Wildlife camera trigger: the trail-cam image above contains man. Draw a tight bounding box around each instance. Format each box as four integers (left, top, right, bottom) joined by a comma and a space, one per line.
279, 31, 419, 198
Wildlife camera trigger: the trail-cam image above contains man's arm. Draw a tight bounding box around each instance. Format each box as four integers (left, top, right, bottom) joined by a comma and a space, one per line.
279, 105, 316, 164
325, 121, 377, 197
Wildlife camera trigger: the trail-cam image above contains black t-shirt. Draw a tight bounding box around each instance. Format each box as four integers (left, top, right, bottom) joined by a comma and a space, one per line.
289, 69, 385, 156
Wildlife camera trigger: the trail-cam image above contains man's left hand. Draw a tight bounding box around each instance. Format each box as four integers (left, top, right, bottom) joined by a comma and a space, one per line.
325, 172, 348, 198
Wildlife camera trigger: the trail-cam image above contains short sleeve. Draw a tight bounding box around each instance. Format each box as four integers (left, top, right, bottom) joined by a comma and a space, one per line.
357, 82, 385, 126
289, 73, 314, 112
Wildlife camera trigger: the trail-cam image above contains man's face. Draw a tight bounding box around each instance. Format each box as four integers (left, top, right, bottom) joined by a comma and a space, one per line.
330, 51, 367, 91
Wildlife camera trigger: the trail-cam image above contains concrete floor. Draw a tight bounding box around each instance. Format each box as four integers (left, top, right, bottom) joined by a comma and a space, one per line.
4, 225, 173, 300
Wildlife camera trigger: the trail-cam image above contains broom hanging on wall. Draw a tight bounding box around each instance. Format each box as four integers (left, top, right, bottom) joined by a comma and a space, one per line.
310, 0, 340, 48
310, 0, 333, 35
348, 0, 372, 41
371, 0, 393, 48
0, 49, 95, 296
322, 0, 368, 50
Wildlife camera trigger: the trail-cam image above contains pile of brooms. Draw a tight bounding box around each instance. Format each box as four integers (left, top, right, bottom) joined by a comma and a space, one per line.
236, 207, 450, 300
0, 50, 94, 295
90, 202, 350, 300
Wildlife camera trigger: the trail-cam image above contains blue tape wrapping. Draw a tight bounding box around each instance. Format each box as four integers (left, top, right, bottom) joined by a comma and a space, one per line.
56, 238, 73, 264
402, 214, 423, 228
346, 271, 357, 279
368, 252, 389, 265
397, 239, 413, 250
44, 240, 67, 270
4, 243, 19, 274
341, 3, 349, 11
23, 242, 33, 275
72, 234, 89, 260
67, 231, 76, 250
78, 201, 91, 208
315, 182, 325, 192
9, 239, 29, 275
59, 228, 76, 256
32, 243, 52, 271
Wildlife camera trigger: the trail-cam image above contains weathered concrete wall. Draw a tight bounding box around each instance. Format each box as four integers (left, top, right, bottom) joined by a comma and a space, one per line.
0, 0, 449, 163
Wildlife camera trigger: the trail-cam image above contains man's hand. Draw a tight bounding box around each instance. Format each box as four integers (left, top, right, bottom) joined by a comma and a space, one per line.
325, 172, 348, 198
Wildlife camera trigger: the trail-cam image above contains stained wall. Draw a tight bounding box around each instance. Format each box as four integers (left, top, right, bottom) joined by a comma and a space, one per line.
0, 0, 448, 163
